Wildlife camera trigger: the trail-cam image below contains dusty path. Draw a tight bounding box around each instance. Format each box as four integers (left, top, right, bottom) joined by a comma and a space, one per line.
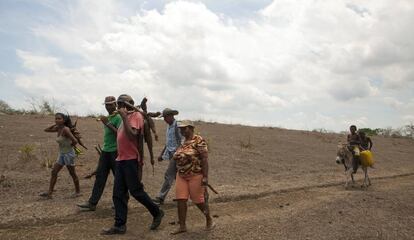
1, 174, 413, 240
1, 115, 414, 239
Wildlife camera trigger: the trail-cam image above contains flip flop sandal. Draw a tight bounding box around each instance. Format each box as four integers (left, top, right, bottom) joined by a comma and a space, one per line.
170, 228, 187, 235
70, 193, 82, 198
205, 222, 216, 231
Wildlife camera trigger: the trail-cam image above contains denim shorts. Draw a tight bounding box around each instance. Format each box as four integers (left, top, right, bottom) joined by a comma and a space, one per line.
56, 150, 76, 166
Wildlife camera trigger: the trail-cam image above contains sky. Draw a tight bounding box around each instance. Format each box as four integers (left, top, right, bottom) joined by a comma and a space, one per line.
0, 0, 413, 132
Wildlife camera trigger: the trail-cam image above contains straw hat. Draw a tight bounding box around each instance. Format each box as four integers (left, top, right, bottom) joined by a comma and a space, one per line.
177, 120, 194, 128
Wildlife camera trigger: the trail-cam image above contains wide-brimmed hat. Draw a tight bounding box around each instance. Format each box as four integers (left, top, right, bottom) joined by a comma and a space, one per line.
103, 96, 116, 105
117, 94, 134, 105
160, 108, 179, 117
177, 120, 194, 128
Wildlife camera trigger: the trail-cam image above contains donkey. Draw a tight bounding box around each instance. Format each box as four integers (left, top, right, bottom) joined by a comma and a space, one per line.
335, 144, 371, 188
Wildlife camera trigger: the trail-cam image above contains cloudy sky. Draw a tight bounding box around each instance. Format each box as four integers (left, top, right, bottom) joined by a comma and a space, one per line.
0, 0, 413, 131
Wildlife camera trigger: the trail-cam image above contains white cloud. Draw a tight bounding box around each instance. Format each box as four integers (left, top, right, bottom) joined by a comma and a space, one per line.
7, 0, 414, 131
383, 97, 403, 109
403, 115, 414, 122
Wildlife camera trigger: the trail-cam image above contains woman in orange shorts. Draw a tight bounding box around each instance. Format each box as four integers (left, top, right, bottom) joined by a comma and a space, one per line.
171, 120, 214, 234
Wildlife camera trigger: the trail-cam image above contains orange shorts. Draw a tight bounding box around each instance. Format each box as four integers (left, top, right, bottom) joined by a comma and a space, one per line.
175, 173, 205, 204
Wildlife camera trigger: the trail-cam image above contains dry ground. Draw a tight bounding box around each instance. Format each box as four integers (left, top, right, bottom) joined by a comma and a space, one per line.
0, 114, 413, 239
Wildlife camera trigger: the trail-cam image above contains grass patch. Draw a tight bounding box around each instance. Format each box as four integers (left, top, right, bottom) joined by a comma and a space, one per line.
18, 144, 37, 162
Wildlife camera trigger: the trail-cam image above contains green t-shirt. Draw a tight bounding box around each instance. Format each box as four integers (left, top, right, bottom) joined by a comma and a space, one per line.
102, 113, 122, 152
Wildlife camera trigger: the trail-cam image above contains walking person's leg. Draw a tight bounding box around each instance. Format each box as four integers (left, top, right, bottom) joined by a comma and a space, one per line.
124, 160, 164, 230
352, 146, 360, 174
189, 175, 214, 230
78, 152, 112, 210
156, 159, 177, 204
108, 152, 130, 204
171, 200, 188, 234
88, 152, 111, 203
40, 162, 63, 198
171, 174, 189, 235
109, 151, 118, 176
102, 161, 128, 235
113, 162, 129, 227
66, 165, 80, 197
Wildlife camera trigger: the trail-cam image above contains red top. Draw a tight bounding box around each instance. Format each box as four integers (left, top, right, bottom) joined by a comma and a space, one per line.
116, 112, 144, 161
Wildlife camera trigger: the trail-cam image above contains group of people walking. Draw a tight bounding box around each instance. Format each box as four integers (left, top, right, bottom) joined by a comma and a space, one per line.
40, 94, 214, 235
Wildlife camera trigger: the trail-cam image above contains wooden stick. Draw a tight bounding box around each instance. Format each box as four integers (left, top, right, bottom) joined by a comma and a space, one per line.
98, 144, 103, 153
94, 146, 102, 156
207, 184, 219, 194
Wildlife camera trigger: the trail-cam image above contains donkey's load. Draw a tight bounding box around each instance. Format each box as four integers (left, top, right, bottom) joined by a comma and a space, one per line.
360, 150, 374, 167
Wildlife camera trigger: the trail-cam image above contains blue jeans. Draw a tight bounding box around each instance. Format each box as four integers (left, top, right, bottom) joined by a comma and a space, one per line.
113, 160, 160, 227
57, 149, 76, 166
158, 159, 177, 200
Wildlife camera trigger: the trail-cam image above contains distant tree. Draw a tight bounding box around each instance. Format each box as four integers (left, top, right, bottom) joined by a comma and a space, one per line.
0, 100, 12, 113
376, 127, 393, 137
312, 128, 329, 133
404, 123, 414, 138
358, 128, 379, 136
27, 97, 57, 115
40, 100, 55, 115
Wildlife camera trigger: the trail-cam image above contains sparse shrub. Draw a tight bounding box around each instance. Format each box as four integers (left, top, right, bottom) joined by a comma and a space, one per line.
312, 128, 329, 134
40, 100, 55, 115
0, 175, 12, 188
40, 147, 55, 169
403, 123, 414, 139
205, 137, 212, 153
359, 128, 380, 136
18, 144, 37, 162
0, 100, 12, 113
27, 97, 60, 116
378, 127, 394, 137
0, 175, 5, 183
365, 126, 413, 139
0, 100, 26, 114
86, 113, 100, 118
240, 135, 253, 149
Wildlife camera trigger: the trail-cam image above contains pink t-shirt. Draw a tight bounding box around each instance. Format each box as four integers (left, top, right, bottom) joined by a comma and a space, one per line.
116, 112, 144, 161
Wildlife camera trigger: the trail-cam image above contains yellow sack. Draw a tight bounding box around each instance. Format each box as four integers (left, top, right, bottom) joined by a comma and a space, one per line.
360, 150, 374, 167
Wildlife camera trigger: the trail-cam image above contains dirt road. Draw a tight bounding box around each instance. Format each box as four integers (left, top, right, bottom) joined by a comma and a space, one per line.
1, 174, 413, 240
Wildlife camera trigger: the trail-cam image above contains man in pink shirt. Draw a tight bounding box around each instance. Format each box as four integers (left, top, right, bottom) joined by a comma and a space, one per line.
102, 94, 164, 235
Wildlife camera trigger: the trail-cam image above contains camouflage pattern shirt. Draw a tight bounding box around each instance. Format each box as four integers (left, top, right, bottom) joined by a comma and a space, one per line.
173, 135, 208, 177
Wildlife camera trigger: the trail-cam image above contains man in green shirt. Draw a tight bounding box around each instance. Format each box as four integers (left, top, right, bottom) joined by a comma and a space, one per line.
78, 96, 122, 211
